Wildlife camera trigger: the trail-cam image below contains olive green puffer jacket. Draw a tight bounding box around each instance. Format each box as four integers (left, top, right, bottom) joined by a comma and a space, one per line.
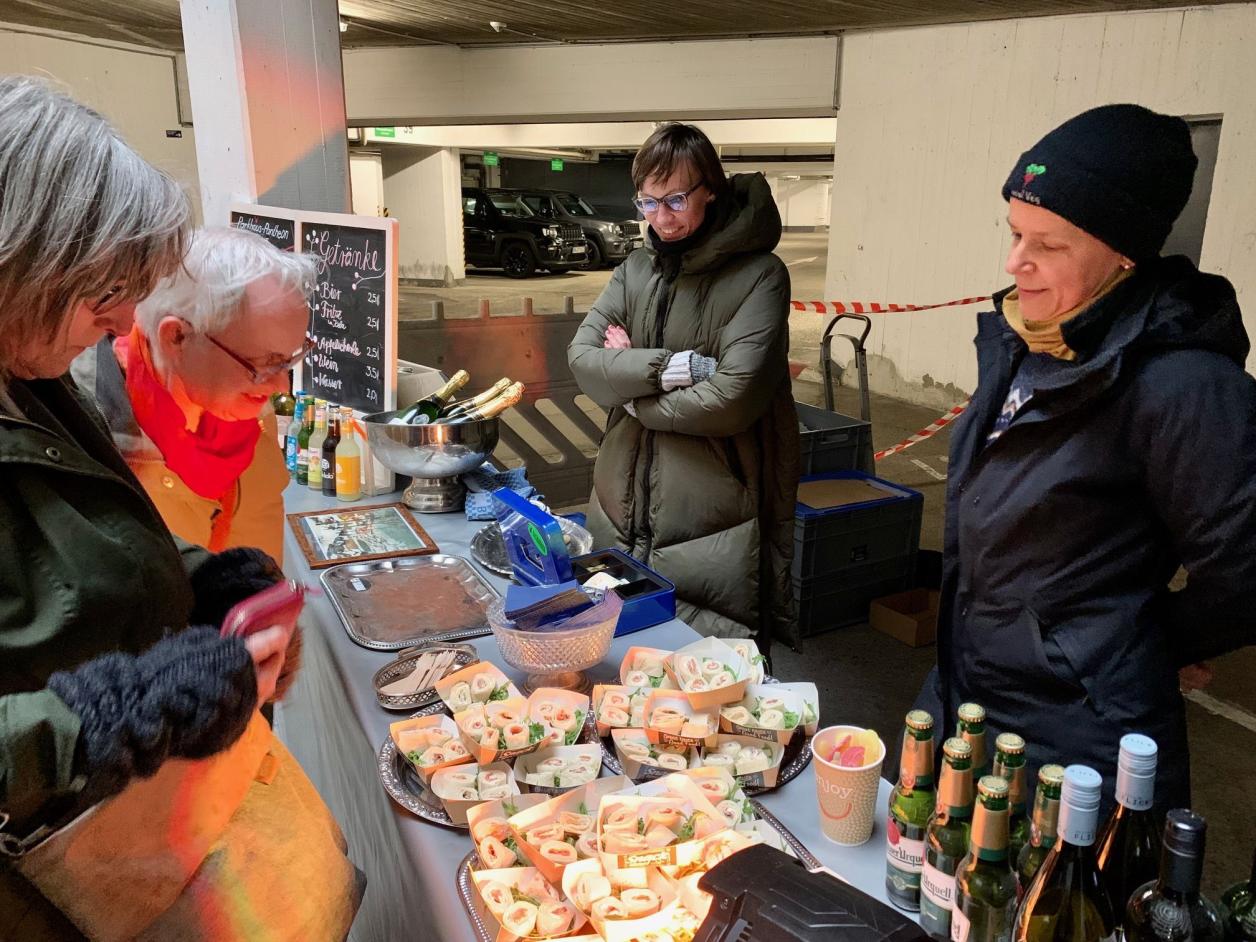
569, 173, 799, 643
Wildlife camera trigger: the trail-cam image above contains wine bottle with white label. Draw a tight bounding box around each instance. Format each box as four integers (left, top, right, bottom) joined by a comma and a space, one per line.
922, 737, 976, 940
954, 776, 1019, 942
887, 709, 937, 911
1014, 765, 1116, 942
1096, 735, 1162, 937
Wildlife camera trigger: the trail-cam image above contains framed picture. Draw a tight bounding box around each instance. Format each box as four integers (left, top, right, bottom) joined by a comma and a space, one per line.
287, 502, 439, 569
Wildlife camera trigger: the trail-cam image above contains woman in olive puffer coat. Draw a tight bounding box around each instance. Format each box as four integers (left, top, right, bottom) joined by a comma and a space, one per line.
569, 123, 799, 644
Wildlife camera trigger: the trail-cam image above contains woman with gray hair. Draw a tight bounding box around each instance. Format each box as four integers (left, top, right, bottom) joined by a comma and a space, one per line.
0, 78, 358, 940
72, 227, 316, 561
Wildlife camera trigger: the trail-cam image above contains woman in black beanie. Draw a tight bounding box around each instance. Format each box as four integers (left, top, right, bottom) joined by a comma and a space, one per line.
914, 103, 1256, 816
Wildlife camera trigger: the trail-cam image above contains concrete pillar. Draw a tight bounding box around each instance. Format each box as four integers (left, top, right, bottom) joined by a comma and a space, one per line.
381, 145, 465, 286
180, 0, 351, 225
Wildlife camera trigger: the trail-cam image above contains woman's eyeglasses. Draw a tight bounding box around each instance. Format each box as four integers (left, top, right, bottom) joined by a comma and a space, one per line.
204, 333, 318, 385
633, 182, 703, 215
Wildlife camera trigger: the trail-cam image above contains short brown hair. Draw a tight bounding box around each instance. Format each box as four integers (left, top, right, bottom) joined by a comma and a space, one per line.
632, 123, 728, 199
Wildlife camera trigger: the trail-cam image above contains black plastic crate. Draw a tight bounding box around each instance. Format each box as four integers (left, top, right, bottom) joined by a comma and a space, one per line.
793, 552, 917, 637
792, 472, 923, 580
796, 401, 874, 475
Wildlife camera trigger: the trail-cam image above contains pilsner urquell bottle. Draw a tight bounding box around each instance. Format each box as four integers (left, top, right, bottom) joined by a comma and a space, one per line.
1014, 765, 1116, 942
1019, 765, 1066, 896
953, 776, 1019, 942
1221, 845, 1256, 942
1125, 810, 1224, 942
995, 733, 1031, 868
887, 709, 937, 911
959, 703, 991, 779
922, 738, 976, 940
1097, 735, 1162, 937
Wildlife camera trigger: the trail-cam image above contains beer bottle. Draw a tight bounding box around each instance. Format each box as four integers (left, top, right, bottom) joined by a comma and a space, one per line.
921, 737, 976, 939
887, 709, 937, 911
954, 776, 1019, 942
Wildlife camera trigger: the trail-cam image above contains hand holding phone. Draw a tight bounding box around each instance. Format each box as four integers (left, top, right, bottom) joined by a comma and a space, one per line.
220, 579, 306, 638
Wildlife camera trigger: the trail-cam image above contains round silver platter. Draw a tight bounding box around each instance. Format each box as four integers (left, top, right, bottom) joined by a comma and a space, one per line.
596, 675, 813, 796
469, 518, 594, 578
372, 643, 479, 711
378, 704, 603, 828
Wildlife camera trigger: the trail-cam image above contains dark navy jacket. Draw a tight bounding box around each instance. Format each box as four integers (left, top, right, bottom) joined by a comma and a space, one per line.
916, 256, 1256, 813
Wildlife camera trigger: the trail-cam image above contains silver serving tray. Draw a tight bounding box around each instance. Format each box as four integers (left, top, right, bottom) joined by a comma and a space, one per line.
379, 704, 603, 828
454, 804, 821, 942
372, 642, 480, 711
469, 519, 594, 579
322, 555, 500, 650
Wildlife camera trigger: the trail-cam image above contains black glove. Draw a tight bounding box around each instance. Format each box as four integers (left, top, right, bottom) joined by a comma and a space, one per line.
49, 626, 258, 808
188, 547, 283, 630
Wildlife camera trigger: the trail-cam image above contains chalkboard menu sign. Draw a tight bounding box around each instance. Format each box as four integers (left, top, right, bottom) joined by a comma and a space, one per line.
229, 209, 296, 250
301, 221, 392, 414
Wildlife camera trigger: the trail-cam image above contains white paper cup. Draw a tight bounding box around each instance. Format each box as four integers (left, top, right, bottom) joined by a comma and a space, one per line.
811, 724, 886, 846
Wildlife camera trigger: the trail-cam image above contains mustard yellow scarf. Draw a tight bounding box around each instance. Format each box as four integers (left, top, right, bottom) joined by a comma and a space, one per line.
1002, 267, 1133, 361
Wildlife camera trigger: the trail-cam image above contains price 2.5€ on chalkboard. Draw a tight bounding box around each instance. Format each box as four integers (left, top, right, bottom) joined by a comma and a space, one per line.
302, 222, 388, 414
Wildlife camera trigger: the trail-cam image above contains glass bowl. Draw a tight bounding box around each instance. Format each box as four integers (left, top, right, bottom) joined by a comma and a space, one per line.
487, 591, 616, 693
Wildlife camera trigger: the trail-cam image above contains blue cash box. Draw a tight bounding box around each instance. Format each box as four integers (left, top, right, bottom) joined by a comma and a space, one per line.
491, 489, 675, 635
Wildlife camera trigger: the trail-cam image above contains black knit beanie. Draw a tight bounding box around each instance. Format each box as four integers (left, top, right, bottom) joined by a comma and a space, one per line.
1002, 104, 1197, 262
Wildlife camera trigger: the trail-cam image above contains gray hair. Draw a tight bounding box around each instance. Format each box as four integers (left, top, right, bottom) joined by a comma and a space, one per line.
0, 75, 190, 368
136, 227, 317, 336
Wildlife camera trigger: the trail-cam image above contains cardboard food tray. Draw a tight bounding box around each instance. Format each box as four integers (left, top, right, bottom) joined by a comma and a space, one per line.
767, 681, 821, 737
717, 683, 807, 748
526, 688, 591, 749
467, 793, 550, 867
389, 713, 474, 781
662, 637, 751, 709
610, 729, 698, 782
560, 858, 680, 942
509, 776, 631, 885
617, 646, 675, 689
697, 734, 785, 790
431, 761, 520, 826
453, 696, 550, 765
642, 691, 719, 750
594, 774, 729, 871
437, 662, 524, 714
469, 866, 593, 942
515, 745, 604, 796
591, 684, 647, 738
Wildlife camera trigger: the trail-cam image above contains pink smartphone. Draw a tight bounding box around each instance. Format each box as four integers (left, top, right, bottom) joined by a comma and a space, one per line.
220, 579, 307, 638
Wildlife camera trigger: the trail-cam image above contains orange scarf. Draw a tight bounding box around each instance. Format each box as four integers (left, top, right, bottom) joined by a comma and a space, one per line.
116, 328, 261, 501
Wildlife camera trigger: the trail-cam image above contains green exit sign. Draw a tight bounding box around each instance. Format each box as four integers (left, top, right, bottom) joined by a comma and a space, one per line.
483, 152, 500, 167
374, 127, 396, 138
551, 158, 565, 171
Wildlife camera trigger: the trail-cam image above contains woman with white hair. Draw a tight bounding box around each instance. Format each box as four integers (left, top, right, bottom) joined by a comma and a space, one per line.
0, 78, 359, 940
72, 227, 315, 562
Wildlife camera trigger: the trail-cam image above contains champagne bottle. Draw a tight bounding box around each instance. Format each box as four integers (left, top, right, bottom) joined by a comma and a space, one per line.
285, 393, 307, 476
958, 703, 991, 779
295, 395, 315, 486
922, 738, 976, 940
441, 377, 511, 419
320, 409, 341, 497
1125, 810, 1224, 942
994, 734, 1031, 869
335, 408, 362, 502
1097, 735, 1163, 936
1014, 765, 1116, 942
1221, 846, 1256, 942
443, 381, 524, 424
395, 369, 469, 424
1019, 765, 1066, 896
887, 709, 937, 911
954, 776, 1019, 942
307, 400, 329, 489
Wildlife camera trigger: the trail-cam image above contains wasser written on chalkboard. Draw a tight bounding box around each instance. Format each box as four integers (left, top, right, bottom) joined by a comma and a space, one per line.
229, 211, 296, 251
303, 223, 388, 414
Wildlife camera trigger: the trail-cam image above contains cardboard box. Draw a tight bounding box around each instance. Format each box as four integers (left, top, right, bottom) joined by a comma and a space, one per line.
869, 588, 939, 647
469, 866, 594, 941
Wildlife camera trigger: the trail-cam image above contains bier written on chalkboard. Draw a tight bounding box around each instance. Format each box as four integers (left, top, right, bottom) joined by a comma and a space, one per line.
302, 223, 388, 414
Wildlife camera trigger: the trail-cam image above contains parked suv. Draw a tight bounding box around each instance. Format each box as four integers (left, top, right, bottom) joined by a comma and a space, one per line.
515, 189, 643, 269
462, 187, 589, 278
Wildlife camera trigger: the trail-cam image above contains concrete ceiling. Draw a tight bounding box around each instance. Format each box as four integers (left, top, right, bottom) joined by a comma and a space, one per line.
0, 0, 1241, 50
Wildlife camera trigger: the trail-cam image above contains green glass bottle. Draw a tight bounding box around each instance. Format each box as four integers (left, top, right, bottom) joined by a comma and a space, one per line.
395, 369, 469, 424
295, 395, 315, 486
922, 738, 976, 940
1014, 765, 1116, 942
1096, 734, 1162, 938
271, 388, 297, 450
1220, 846, 1256, 942
994, 733, 1030, 869
1125, 810, 1224, 942
887, 709, 937, 912
1018, 765, 1066, 897
958, 703, 990, 779
954, 776, 1019, 942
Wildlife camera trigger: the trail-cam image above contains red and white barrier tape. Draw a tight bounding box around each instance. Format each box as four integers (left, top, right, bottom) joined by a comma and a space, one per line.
874, 401, 970, 461
790, 296, 991, 315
